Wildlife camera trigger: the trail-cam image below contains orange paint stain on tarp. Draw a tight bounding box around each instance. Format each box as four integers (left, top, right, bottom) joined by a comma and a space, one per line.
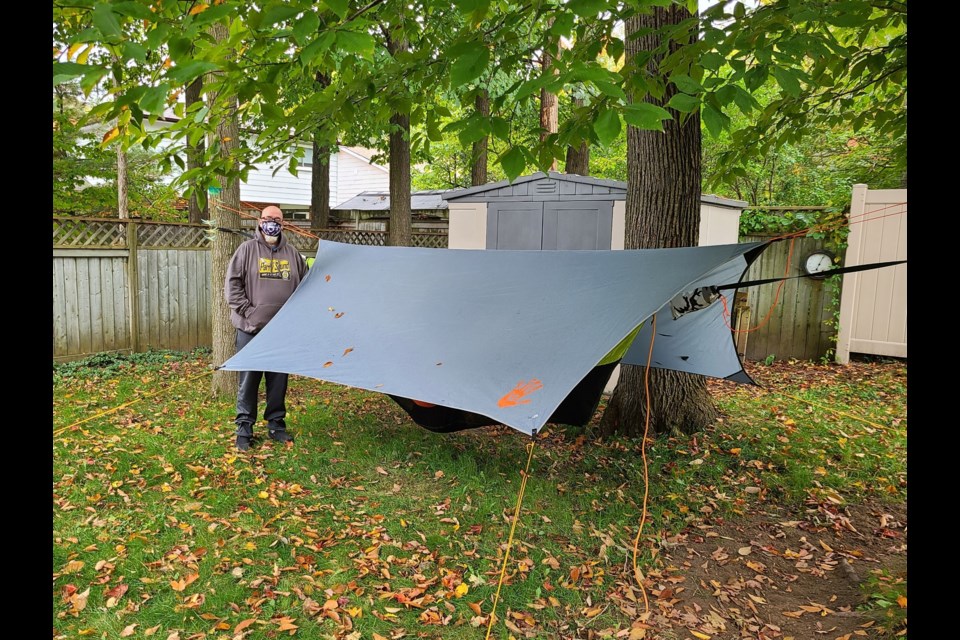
498, 379, 543, 408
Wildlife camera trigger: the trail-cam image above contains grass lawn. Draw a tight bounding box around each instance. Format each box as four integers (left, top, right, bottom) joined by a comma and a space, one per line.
54, 350, 906, 640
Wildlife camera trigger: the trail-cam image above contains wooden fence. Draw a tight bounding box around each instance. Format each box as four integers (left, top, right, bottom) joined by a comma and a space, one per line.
53, 217, 448, 362
739, 234, 837, 362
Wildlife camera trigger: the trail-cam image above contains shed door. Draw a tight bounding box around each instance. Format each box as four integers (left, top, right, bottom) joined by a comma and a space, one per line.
486, 202, 544, 249
542, 201, 613, 250
486, 201, 613, 250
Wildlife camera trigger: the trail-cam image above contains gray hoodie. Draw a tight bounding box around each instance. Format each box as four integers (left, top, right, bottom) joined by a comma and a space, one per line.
224, 228, 308, 334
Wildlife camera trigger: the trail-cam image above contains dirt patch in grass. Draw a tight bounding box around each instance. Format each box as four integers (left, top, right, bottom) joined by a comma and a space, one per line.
630, 498, 907, 639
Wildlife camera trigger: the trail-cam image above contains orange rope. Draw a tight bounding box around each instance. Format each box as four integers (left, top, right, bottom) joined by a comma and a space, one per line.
630, 314, 656, 614
212, 200, 323, 241
720, 237, 796, 334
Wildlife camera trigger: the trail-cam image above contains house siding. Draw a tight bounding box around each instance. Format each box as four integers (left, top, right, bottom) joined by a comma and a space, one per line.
240, 152, 340, 208
336, 152, 389, 207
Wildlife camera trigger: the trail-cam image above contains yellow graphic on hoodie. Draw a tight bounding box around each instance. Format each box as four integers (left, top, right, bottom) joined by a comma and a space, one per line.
258, 257, 291, 280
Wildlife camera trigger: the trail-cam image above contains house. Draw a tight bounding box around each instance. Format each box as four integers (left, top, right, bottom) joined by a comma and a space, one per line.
140, 114, 391, 222
240, 145, 389, 221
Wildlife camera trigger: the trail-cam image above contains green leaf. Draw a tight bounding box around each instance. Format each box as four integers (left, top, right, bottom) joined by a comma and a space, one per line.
671, 74, 703, 94
79, 66, 110, 95
337, 30, 376, 60
490, 116, 510, 140
593, 108, 621, 146
52, 62, 89, 84
623, 102, 672, 131
191, 4, 235, 26
146, 23, 171, 50
772, 67, 802, 98
92, 3, 122, 39
666, 93, 699, 113
701, 104, 729, 138
262, 103, 285, 121
700, 52, 726, 71
715, 85, 736, 107
550, 12, 575, 37
732, 86, 757, 114
744, 65, 767, 92
112, 1, 155, 20
568, 0, 608, 18
592, 80, 626, 101
293, 12, 321, 43
122, 42, 147, 63
262, 3, 301, 26
166, 61, 219, 83
456, 115, 489, 147
168, 36, 193, 61
324, 0, 349, 19
139, 84, 170, 114
468, 0, 491, 23
300, 31, 336, 66
500, 147, 526, 181
450, 42, 490, 88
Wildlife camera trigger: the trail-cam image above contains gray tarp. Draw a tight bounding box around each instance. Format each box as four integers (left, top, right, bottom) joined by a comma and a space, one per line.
219, 240, 767, 435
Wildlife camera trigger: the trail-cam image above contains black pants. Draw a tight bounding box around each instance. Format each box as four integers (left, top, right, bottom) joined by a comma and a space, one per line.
235, 330, 288, 437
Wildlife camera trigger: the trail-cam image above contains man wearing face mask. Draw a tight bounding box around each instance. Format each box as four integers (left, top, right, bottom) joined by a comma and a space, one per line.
224, 205, 308, 451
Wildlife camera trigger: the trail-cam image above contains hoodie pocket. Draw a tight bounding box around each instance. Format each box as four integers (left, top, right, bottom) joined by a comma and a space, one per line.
244, 303, 282, 332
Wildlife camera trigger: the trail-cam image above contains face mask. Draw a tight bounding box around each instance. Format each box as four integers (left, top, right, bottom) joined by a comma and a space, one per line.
260, 220, 282, 237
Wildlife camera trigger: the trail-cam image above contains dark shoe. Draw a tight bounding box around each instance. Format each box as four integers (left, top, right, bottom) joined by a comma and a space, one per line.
269, 430, 294, 444
236, 435, 252, 451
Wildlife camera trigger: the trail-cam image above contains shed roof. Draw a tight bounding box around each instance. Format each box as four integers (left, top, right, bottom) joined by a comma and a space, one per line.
444, 172, 748, 209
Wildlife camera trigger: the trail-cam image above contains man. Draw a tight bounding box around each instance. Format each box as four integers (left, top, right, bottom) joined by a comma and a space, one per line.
224, 205, 308, 451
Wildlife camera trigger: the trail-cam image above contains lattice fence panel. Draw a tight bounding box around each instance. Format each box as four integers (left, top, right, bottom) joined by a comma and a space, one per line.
54, 217, 127, 248
413, 233, 448, 249
318, 229, 387, 246
138, 223, 210, 248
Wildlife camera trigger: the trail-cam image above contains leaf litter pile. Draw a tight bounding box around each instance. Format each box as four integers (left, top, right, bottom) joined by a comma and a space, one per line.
54, 352, 906, 639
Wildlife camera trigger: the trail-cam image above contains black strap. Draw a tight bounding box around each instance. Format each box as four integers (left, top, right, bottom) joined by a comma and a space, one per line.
716, 260, 906, 291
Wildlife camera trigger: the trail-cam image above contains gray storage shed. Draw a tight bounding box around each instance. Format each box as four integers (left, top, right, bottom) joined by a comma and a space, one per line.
445, 172, 747, 250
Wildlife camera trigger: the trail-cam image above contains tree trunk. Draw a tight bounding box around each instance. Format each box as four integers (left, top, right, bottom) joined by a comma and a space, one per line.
539, 48, 558, 172
471, 90, 489, 186
209, 21, 241, 398
600, 4, 717, 438
565, 95, 590, 176
311, 138, 331, 230
117, 145, 128, 219
311, 72, 332, 231
388, 111, 412, 246
185, 77, 208, 224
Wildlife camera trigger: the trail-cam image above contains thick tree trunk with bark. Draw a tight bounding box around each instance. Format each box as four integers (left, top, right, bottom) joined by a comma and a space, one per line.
471, 90, 489, 186
185, 77, 208, 224
600, 5, 717, 438
565, 96, 590, 176
209, 21, 241, 397
311, 72, 331, 231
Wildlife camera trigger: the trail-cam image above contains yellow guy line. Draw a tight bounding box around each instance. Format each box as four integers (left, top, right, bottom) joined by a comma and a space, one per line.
777, 391, 895, 431
54, 369, 214, 436
485, 437, 537, 640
